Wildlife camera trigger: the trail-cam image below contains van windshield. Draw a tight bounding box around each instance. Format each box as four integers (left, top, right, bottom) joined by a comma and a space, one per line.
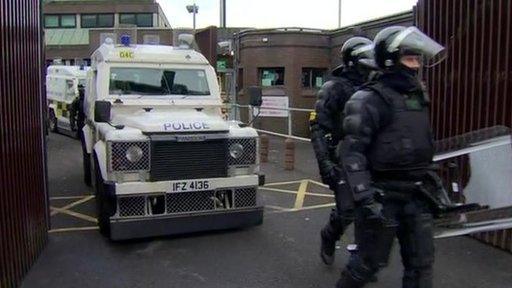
109, 68, 210, 96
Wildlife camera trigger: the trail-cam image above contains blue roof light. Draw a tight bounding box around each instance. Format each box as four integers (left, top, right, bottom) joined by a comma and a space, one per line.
120, 34, 131, 47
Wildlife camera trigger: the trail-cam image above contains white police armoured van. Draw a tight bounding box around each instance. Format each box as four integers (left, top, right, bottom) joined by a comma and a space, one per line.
46, 65, 88, 137
81, 35, 264, 240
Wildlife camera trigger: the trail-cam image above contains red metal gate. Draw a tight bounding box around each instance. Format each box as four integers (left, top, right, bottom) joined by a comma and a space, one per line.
417, 0, 512, 139
0, 0, 48, 287
417, 0, 512, 252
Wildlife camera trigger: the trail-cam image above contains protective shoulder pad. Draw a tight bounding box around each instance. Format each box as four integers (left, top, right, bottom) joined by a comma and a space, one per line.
365, 82, 401, 105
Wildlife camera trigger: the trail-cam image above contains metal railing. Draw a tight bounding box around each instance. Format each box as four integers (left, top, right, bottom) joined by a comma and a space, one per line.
231, 103, 313, 142
230, 103, 512, 164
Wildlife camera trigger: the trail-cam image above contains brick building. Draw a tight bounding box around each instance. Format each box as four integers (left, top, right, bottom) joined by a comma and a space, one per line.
43, 0, 172, 65
235, 11, 413, 136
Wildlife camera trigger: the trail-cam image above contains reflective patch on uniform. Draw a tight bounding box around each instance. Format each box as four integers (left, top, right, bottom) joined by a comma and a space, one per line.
309, 112, 317, 121
405, 98, 422, 110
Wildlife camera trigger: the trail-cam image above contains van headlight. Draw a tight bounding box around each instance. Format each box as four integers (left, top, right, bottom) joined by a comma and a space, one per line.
126, 145, 144, 163
229, 143, 244, 159
108, 141, 150, 172
227, 138, 256, 166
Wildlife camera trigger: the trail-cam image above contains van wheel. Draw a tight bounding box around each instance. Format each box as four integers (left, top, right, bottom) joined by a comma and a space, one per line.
49, 110, 58, 133
80, 131, 92, 187
93, 156, 111, 238
83, 151, 92, 187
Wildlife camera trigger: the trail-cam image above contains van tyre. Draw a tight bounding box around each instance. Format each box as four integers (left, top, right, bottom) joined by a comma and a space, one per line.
93, 155, 111, 238
49, 109, 58, 133
81, 133, 92, 187
83, 151, 92, 187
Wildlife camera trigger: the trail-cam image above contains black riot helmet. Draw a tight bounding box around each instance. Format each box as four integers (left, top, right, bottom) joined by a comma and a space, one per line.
373, 26, 445, 69
340, 36, 376, 69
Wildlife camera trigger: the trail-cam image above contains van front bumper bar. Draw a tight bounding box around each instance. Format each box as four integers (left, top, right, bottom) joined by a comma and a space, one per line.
109, 207, 264, 241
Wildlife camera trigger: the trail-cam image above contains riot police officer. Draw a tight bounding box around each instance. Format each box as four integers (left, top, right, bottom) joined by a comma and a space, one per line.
335, 26, 445, 288
309, 36, 376, 265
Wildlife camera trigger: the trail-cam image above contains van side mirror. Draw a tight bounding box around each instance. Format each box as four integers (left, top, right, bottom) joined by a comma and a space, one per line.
94, 101, 111, 123
247, 86, 262, 107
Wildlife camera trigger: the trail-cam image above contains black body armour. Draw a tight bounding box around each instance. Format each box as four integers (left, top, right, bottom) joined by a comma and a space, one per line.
367, 83, 434, 172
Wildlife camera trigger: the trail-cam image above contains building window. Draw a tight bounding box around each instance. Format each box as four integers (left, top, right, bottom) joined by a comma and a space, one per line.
44, 14, 76, 28
81, 14, 114, 28
137, 13, 153, 27
120, 13, 153, 27
259, 67, 285, 87
45, 15, 59, 28
60, 15, 76, 28
302, 68, 327, 88
98, 14, 114, 27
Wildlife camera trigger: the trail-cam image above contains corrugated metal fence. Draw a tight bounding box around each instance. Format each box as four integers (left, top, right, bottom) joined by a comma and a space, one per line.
0, 0, 48, 287
417, 0, 512, 252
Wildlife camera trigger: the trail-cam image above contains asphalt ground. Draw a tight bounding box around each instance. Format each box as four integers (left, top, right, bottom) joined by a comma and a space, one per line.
21, 133, 512, 288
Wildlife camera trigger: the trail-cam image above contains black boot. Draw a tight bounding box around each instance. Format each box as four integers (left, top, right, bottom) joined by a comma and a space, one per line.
320, 227, 337, 265
335, 270, 366, 288
320, 209, 349, 265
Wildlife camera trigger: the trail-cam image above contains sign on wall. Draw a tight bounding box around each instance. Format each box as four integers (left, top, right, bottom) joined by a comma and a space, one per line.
254, 96, 289, 117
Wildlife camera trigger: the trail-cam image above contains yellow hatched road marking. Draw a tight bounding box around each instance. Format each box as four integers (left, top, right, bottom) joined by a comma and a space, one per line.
50, 195, 95, 216
50, 195, 94, 200
264, 180, 303, 187
49, 226, 98, 233
270, 203, 336, 214
293, 180, 309, 209
50, 206, 98, 223
289, 202, 336, 212
259, 186, 334, 198
307, 179, 330, 188
264, 205, 289, 211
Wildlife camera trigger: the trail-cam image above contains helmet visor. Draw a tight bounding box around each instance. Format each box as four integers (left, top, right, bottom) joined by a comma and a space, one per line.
387, 27, 445, 59
352, 43, 374, 59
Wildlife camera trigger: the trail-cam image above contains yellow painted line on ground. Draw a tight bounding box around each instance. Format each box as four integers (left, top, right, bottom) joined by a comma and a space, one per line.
289, 202, 335, 212
50, 195, 94, 200
50, 195, 95, 216
264, 180, 303, 187
307, 179, 330, 188
260, 186, 334, 198
260, 187, 300, 195
269, 202, 336, 214
265, 205, 289, 211
293, 180, 309, 209
49, 226, 99, 234
50, 206, 98, 223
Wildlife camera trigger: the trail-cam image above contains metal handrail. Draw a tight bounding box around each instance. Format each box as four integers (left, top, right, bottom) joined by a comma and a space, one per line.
230, 104, 314, 140
232, 104, 314, 113
230, 103, 512, 163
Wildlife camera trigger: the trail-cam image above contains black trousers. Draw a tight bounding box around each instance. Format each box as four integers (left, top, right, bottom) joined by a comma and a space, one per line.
337, 196, 435, 288
322, 180, 354, 241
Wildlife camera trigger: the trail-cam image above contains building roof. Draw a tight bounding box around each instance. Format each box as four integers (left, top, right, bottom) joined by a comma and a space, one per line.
45, 29, 89, 46
329, 10, 414, 36
43, 0, 154, 3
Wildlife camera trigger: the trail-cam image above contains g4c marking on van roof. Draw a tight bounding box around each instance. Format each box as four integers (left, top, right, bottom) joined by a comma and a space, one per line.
119, 50, 134, 59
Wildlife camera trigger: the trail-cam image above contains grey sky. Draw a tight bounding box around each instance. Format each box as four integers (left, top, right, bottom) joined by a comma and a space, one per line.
156, 0, 417, 30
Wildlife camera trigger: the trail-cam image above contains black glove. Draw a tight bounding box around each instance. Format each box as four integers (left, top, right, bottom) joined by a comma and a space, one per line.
359, 188, 386, 221
361, 199, 383, 220
320, 162, 339, 190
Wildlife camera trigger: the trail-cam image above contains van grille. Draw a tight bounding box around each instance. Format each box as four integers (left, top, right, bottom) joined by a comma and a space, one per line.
150, 139, 228, 181
116, 188, 259, 217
